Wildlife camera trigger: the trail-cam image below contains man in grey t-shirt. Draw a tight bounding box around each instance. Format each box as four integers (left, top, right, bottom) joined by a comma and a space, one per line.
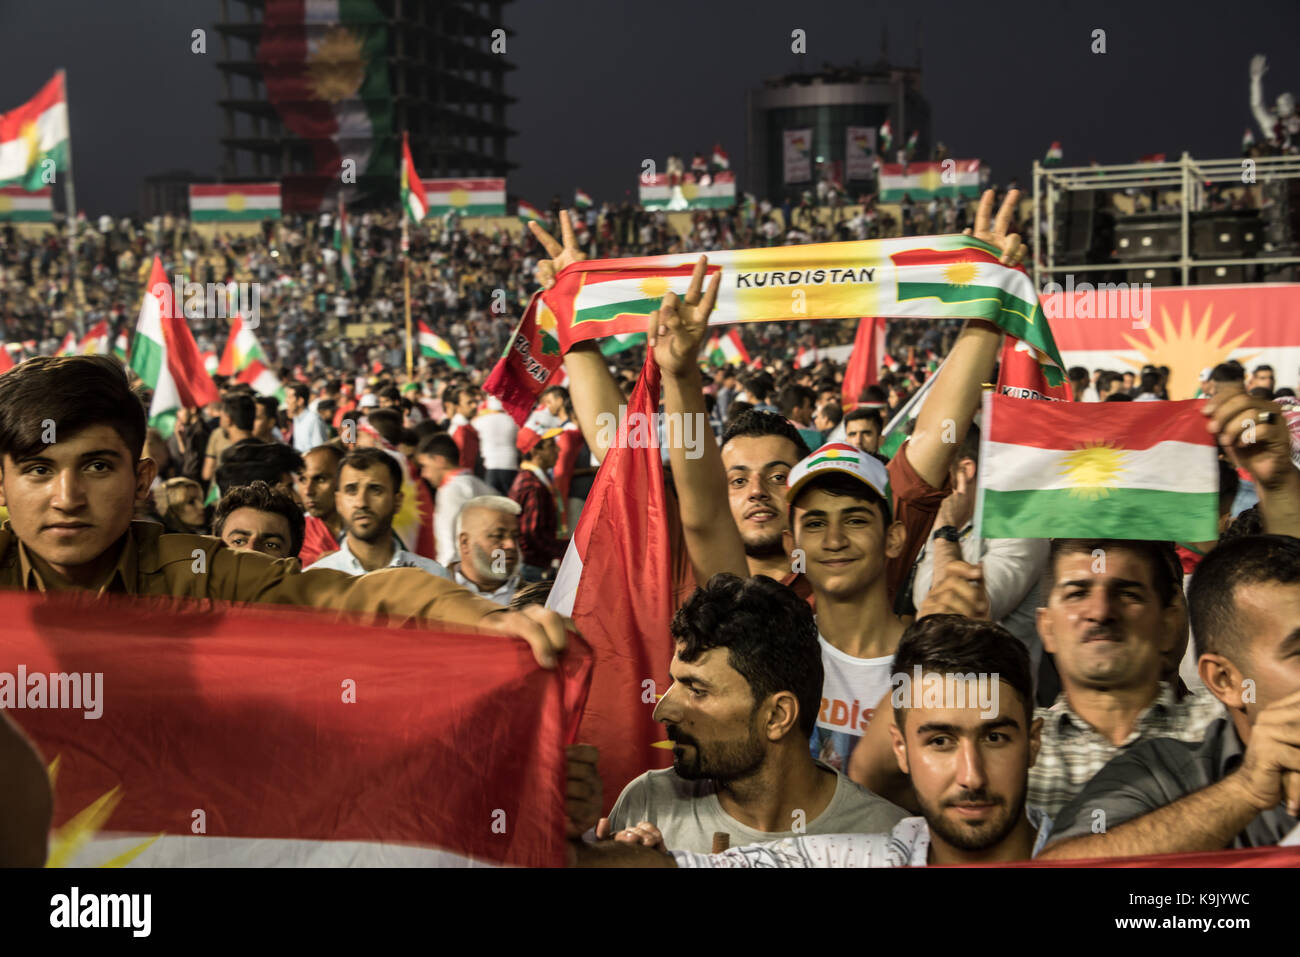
603, 574, 906, 855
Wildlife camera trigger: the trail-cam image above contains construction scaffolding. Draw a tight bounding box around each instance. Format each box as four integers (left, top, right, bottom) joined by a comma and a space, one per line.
1033, 152, 1300, 290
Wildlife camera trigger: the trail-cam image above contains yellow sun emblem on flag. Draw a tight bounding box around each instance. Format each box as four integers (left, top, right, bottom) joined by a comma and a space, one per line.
448, 189, 470, 207
943, 261, 979, 287
306, 27, 366, 103
21, 120, 41, 168
44, 756, 162, 868
681, 182, 699, 201
225, 193, 247, 213
1119, 300, 1259, 399
1060, 442, 1127, 500
638, 276, 670, 299
0, 194, 11, 213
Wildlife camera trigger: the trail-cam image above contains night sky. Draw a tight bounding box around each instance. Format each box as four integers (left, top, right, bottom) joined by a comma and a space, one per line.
1, 0, 1297, 215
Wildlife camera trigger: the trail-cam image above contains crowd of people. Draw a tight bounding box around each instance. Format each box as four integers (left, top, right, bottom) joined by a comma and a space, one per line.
1, 187, 1298, 870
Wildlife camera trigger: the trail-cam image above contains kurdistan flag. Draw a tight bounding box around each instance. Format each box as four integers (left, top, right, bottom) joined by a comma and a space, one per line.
599, 332, 646, 356
0, 72, 69, 190
257, 0, 394, 208
400, 132, 426, 223
236, 359, 287, 401
879, 161, 981, 201
112, 326, 130, 361
217, 314, 268, 376
130, 257, 220, 438
78, 319, 110, 355
574, 188, 593, 210
0, 186, 53, 222
517, 200, 544, 222
639, 172, 736, 210
572, 263, 722, 328
707, 328, 750, 367
486, 235, 1068, 423
974, 393, 1219, 542
417, 320, 463, 370
189, 183, 281, 222
422, 178, 506, 217
53, 331, 76, 357
2, 591, 587, 868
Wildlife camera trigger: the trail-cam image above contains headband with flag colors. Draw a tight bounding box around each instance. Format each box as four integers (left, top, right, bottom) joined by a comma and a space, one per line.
417, 320, 464, 370
973, 394, 1220, 542
130, 257, 219, 438
399, 132, 427, 223
486, 235, 1066, 423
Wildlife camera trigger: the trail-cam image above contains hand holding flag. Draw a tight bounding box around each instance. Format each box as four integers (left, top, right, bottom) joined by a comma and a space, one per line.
647, 256, 722, 379
1202, 384, 1296, 493
530, 209, 587, 290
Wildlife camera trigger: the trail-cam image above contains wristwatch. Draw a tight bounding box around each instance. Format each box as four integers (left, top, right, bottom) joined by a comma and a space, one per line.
932, 525, 961, 544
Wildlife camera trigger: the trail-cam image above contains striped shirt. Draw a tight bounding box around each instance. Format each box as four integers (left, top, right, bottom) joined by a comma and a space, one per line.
1027, 683, 1225, 818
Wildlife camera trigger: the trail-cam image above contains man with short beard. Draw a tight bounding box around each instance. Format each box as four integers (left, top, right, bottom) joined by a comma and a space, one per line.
447, 496, 523, 604
307, 447, 450, 578
601, 574, 906, 855
575, 616, 1049, 867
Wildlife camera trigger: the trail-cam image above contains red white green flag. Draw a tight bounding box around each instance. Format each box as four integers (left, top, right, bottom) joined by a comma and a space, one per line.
974, 394, 1219, 542
487, 235, 1065, 423
707, 328, 750, 367
400, 132, 426, 223
78, 320, 111, 355
417, 320, 463, 370
217, 314, 269, 377
517, 200, 544, 223
54, 331, 77, 357
1, 591, 590, 867
0, 72, 69, 191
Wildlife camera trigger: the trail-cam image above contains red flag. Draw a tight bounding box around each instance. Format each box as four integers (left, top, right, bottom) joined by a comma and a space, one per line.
0, 591, 590, 866
144, 257, 220, 408
842, 317, 886, 404
0, 347, 13, 374
546, 356, 674, 809
996, 336, 1073, 401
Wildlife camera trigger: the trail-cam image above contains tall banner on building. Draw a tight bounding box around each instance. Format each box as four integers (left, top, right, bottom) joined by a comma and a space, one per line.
846, 126, 877, 180
783, 129, 812, 183
1048, 283, 1300, 399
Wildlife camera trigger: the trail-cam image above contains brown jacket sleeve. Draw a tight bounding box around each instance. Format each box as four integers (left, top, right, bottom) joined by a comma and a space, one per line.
145, 527, 506, 628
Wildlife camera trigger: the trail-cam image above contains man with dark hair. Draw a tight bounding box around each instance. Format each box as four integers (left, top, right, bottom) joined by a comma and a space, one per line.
843, 407, 883, 454
1042, 534, 1300, 857
213, 480, 305, 559
252, 395, 281, 442
509, 428, 568, 581
812, 400, 842, 438
0, 357, 567, 667
1096, 371, 1125, 401
202, 392, 255, 485
1204, 361, 1246, 398
214, 440, 304, 497
416, 431, 493, 566
307, 447, 448, 577
286, 382, 329, 454
296, 444, 344, 567
444, 384, 481, 475
776, 384, 820, 450
603, 574, 906, 854
578, 616, 1049, 867
1067, 366, 1092, 402
1249, 363, 1275, 395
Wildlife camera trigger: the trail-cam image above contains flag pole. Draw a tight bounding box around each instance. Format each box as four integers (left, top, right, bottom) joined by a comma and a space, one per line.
403, 212, 413, 381
57, 68, 82, 337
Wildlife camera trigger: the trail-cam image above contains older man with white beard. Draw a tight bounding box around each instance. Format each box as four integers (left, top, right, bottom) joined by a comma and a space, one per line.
446, 496, 524, 605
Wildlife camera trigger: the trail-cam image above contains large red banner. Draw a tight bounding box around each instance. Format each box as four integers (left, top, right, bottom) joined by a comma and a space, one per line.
1046, 283, 1300, 399
0, 591, 590, 867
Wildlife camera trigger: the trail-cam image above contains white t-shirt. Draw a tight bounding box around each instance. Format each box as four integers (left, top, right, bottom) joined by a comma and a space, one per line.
474, 410, 520, 471
809, 634, 894, 773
